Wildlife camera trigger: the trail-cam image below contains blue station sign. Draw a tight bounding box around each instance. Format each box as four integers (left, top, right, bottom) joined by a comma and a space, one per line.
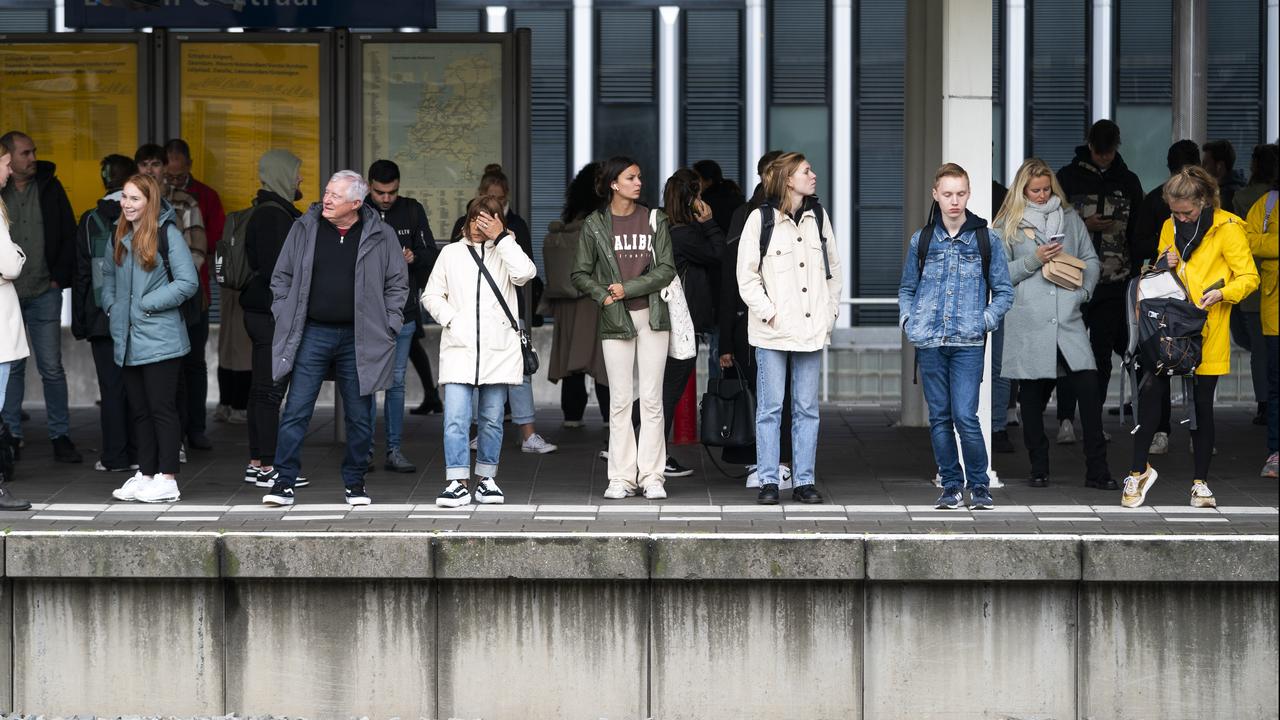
65, 1, 437, 30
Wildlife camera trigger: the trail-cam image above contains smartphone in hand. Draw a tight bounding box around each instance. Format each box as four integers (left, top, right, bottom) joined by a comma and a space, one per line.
1047, 233, 1065, 247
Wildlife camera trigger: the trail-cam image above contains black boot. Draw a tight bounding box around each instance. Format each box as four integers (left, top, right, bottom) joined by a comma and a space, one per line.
0, 483, 30, 511
0, 423, 15, 482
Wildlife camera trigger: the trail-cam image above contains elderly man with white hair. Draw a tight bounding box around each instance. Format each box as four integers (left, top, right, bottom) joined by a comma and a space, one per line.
263, 170, 408, 507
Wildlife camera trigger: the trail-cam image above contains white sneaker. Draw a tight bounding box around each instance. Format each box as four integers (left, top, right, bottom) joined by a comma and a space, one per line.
641, 479, 667, 499
598, 447, 609, 460
1190, 480, 1216, 508
1148, 432, 1169, 455
779, 465, 794, 490
213, 404, 231, 423
111, 472, 152, 502
603, 480, 636, 499
227, 408, 248, 425
474, 477, 505, 504
95, 460, 138, 472
1056, 419, 1076, 444
179, 445, 187, 464
521, 433, 558, 454
744, 465, 761, 488
136, 474, 180, 503
436, 480, 472, 507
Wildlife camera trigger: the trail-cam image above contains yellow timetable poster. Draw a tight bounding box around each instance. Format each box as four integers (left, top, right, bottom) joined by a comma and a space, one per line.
0, 43, 139, 216
180, 43, 320, 211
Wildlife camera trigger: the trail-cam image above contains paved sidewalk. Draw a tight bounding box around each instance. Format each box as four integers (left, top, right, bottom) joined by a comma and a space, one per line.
4, 405, 1275, 534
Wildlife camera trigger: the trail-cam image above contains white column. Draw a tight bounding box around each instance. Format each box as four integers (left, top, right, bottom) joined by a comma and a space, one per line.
1091, 0, 1114, 122
745, 0, 767, 190
1004, 0, 1026, 184
831, 0, 854, 328
572, 0, 595, 173
1269, 0, 1279, 140
658, 7, 681, 185
485, 6, 508, 33
54, 0, 67, 31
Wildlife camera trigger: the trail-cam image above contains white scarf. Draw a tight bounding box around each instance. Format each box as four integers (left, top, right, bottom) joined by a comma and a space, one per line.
1021, 195, 1063, 240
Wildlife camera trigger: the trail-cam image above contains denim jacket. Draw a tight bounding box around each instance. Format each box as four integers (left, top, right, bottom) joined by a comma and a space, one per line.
897, 211, 1014, 349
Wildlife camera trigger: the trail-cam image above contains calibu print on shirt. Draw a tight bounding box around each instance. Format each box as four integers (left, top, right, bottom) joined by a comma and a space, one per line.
613, 233, 652, 252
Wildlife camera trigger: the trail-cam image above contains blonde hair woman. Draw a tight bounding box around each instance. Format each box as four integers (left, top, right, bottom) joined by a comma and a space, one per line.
1123, 165, 1259, 508
993, 158, 1113, 491
0, 146, 32, 509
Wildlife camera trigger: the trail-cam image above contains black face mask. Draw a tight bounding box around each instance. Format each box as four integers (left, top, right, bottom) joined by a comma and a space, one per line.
1172, 207, 1212, 263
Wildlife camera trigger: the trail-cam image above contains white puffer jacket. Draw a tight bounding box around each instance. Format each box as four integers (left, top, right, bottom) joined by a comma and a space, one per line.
736, 206, 844, 352
422, 233, 537, 386
0, 215, 32, 364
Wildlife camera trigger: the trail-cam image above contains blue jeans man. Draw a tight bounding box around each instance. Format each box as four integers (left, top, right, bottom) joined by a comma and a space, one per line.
2, 287, 80, 461
917, 346, 990, 495
271, 323, 374, 503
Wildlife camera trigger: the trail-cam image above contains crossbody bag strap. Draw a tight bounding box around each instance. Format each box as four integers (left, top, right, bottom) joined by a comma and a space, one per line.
467, 244, 520, 331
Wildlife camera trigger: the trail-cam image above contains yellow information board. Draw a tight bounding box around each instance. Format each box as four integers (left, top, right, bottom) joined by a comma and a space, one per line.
179, 42, 321, 212
0, 43, 140, 216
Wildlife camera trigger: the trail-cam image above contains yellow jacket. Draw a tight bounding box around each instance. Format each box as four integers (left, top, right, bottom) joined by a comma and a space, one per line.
1245, 192, 1279, 336
1158, 209, 1259, 375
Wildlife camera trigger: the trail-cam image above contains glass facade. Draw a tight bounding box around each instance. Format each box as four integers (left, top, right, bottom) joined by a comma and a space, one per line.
1117, 0, 1174, 192
1028, 0, 1090, 173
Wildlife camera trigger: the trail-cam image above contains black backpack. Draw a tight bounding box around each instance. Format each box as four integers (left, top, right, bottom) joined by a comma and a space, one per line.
1120, 260, 1208, 430
156, 220, 204, 326
755, 198, 832, 281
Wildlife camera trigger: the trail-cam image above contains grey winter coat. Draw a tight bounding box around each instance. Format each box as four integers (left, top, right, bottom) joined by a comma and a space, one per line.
997, 209, 1100, 379
270, 204, 409, 396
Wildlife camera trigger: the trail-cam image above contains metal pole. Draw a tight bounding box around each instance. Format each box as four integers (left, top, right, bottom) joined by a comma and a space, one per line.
1172, 0, 1208, 144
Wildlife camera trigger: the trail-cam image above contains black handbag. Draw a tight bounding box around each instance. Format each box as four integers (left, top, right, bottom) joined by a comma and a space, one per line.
468, 245, 540, 376
699, 362, 755, 448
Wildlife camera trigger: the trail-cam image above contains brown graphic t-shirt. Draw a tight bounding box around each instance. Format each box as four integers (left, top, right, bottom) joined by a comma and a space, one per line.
612, 208, 652, 310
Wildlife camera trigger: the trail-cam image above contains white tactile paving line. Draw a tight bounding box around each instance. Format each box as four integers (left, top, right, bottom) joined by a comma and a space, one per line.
10, 503, 1278, 526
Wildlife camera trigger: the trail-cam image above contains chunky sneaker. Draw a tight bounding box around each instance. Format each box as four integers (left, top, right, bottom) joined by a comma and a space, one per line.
663, 456, 693, 478
1263, 452, 1279, 479
521, 433, 558, 454
474, 477, 505, 504
1056, 419, 1076, 445
935, 488, 963, 509
602, 480, 636, 499
345, 485, 373, 506
1189, 479, 1216, 508
0, 484, 31, 511
262, 482, 295, 506
384, 448, 417, 473
52, 435, 83, 463
244, 464, 261, 484
436, 480, 471, 507
1121, 465, 1158, 508
94, 461, 137, 472
779, 465, 794, 490
757, 483, 780, 505
137, 475, 180, 503
598, 445, 609, 461
744, 465, 761, 488
111, 472, 151, 502
254, 467, 279, 489
1148, 431, 1169, 455
969, 485, 994, 510
641, 479, 667, 499
792, 485, 824, 504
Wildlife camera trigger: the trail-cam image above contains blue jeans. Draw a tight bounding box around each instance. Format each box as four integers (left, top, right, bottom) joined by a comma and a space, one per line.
445, 382, 506, 481
508, 375, 535, 425
2, 287, 70, 439
0, 361, 10, 413
917, 345, 989, 491
755, 347, 821, 487
990, 320, 1010, 429
273, 323, 373, 489
379, 320, 417, 451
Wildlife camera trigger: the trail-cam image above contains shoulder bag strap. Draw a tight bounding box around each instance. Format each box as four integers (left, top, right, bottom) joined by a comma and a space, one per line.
467, 244, 520, 331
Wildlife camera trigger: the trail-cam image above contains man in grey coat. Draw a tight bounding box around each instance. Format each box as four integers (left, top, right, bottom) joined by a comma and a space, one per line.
262, 170, 408, 507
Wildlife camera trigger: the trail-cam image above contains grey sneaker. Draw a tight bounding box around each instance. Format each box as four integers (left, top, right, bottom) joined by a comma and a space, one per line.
384, 448, 417, 473
1056, 419, 1076, 445
521, 433, 558, 454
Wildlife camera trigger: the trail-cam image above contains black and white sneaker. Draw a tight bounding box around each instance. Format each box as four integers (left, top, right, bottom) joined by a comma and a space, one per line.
262, 482, 295, 507
243, 464, 260, 484
663, 456, 694, 478
294, 476, 310, 488
436, 480, 471, 507
345, 484, 373, 506
254, 467, 278, 488
474, 477, 505, 504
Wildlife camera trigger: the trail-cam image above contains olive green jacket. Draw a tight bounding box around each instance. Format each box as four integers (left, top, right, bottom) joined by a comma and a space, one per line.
571, 206, 675, 340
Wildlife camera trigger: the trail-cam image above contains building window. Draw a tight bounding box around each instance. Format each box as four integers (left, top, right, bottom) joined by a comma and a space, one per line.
1028, 0, 1089, 172
594, 8, 660, 207
1116, 0, 1173, 192
682, 8, 745, 188
1207, 0, 1265, 162
769, 0, 831, 203
429, 9, 483, 32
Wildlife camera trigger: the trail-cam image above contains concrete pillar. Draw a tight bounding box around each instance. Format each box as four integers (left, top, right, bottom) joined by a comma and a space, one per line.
658, 6, 681, 185
572, 0, 594, 172
900, 0, 994, 431
744, 0, 767, 190
1172, 0, 1208, 144
1091, 0, 1114, 122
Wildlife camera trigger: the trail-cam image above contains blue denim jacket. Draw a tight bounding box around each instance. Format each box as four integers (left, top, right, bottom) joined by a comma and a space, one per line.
897, 216, 1014, 349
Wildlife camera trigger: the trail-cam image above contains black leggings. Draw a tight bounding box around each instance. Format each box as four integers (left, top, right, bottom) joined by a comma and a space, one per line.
1131, 374, 1218, 479
244, 310, 285, 464
561, 372, 609, 423
123, 358, 183, 477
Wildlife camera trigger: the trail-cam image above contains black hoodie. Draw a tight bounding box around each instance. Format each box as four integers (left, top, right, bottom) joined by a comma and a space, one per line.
1056, 145, 1145, 293
367, 194, 438, 325
240, 189, 303, 313
71, 193, 123, 340
11, 160, 78, 289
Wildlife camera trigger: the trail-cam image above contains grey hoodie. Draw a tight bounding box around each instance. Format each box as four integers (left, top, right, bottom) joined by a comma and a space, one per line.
259, 149, 302, 202
269, 203, 409, 395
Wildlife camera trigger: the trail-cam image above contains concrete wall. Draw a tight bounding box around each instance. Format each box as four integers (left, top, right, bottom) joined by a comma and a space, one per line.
2, 533, 1276, 719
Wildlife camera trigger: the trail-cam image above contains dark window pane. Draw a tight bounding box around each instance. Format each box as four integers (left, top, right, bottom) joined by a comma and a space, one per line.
429, 10, 482, 32
1029, 0, 1089, 172
595, 105, 661, 208
1207, 0, 1263, 158
771, 0, 829, 104
684, 8, 744, 187
1117, 0, 1172, 104
597, 9, 655, 104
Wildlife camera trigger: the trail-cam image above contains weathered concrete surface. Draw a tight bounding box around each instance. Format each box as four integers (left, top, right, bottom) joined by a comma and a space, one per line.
864, 583, 1077, 719
5, 532, 220, 578
222, 533, 433, 578
434, 534, 649, 579
651, 581, 861, 719
0, 580, 10, 711
436, 581, 647, 718
1083, 536, 1280, 582
651, 535, 864, 580
866, 534, 1081, 581
1080, 583, 1280, 720
11, 579, 224, 715
225, 580, 435, 718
